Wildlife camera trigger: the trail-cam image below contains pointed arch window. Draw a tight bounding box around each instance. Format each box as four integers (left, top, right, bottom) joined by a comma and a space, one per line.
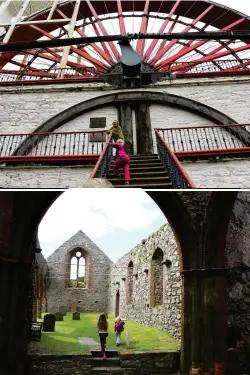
69, 249, 86, 288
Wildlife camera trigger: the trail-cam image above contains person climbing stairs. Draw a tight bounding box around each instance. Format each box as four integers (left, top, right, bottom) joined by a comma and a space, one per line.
107, 154, 172, 188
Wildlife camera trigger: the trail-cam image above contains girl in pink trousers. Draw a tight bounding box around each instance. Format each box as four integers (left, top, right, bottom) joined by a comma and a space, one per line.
108, 139, 130, 185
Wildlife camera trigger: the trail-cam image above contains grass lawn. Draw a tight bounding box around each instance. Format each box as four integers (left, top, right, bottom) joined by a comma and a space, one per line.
36, 312, 180, 354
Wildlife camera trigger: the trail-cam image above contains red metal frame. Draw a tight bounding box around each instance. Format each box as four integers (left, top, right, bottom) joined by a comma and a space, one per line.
0, 154, 99, 163
1, 0, 250, 81
175, 148, 250, 158
89, 133, 112, 178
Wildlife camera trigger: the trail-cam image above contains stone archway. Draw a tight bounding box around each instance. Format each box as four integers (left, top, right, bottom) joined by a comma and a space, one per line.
0, 191, 238, 375
15, 90, 250, 157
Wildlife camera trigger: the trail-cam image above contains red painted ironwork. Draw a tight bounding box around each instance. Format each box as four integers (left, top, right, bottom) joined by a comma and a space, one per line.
1, 1, 250, 81
89, 133, 112, 179
155, 129, 196, 188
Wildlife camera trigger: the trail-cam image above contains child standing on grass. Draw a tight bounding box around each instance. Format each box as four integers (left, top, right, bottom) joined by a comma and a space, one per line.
108, 139, 130, 185
97, 313, 109, 360
114, 317, 125, 346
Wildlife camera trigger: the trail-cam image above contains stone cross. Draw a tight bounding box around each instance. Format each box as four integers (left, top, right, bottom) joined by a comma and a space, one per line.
43, 314, 56, 332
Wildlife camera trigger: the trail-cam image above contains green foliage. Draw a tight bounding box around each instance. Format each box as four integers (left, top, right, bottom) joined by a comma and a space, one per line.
37, 312, 180, 354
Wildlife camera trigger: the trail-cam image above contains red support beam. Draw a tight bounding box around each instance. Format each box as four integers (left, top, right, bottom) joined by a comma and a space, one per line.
86, 0, 120, 61
144, 0, 181, 62
136, 0, 150, 56
90, 20, 116, 64
149, 4, 214, 65
117, 0, 126, 35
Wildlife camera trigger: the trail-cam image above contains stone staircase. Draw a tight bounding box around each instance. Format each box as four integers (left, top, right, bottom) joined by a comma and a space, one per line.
90, 350, 123, 375
107, 154, 172, 188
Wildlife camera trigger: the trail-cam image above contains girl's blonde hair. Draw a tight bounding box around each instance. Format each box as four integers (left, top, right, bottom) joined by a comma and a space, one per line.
112, 120, 119, 126
97, 313, 108, 330
116, 138, 123, 144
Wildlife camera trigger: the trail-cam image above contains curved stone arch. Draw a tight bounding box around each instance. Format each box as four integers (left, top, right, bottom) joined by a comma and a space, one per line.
15, 90, 250, 156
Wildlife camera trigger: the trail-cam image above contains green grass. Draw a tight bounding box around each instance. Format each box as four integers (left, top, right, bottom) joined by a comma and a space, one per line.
35, 312, 180, 354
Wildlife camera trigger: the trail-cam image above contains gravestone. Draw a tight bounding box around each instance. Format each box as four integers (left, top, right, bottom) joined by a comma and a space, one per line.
49, 306, 57, 315
73, 312, 80, 320
59, 305, 67, 316
43, 314, 55, 332
54, 312, 64, 321
71, 303, 77, 312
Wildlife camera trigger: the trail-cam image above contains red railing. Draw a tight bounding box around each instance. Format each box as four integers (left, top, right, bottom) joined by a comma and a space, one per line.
0, 129, 108, 163
155, 129, 195, 188
90, 133, 113, 179
156, 123, 250, 157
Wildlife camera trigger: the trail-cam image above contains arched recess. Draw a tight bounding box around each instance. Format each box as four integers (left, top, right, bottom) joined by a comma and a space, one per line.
115, 290, 120, 318
150, 247, 164, 307
126, 261, 134, 305
14, 90, 250, 156
0, 190, 238, 375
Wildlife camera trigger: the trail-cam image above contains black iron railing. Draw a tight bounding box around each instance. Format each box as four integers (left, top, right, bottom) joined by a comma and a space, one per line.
89, 136, 113, 179
0, 130, 108, 158
156, 124, 250, 154
155, 129, 195, 189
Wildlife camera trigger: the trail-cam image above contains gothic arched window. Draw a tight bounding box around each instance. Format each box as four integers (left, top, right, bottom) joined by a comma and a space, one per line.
126, 261, 134, 304
69, 249, 86, 288
150, 248, 164, 306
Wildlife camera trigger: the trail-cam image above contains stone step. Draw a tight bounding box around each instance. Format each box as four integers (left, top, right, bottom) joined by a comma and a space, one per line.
128, 155, 159, 160
110, 165, 164, 172
107, 171, 168, 178
128, 160, 160, 165
113, 182, 172, 188
91, 350, 119, 358
91, 358, 120, 367
109, 176, 170, 184
91, 367, 123, 375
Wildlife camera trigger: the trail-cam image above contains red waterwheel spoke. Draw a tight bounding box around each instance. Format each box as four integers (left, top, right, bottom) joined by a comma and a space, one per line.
117, 0, 126, 35
149, 4, 214, 65
143, 0, 181, 63
158, 17, 246, 70
135, 0, 150, 56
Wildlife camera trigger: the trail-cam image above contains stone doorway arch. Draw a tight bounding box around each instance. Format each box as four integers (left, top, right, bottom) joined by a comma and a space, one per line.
0, 191, 238, 375
115, 290, 120, 318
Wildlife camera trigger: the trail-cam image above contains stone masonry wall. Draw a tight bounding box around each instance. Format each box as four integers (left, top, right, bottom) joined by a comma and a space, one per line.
108, 224, 182, 340
1, 76, 250, 135
0, 165, 92, 188
46, 230, 112, 313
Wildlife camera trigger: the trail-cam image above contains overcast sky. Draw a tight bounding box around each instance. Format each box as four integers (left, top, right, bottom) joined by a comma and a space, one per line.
38, 189, 167, 262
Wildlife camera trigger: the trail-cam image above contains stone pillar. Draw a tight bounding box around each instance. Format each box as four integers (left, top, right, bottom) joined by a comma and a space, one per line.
135, 102, 154, 154
180, 273, 192, 375
118, 104, 133, 154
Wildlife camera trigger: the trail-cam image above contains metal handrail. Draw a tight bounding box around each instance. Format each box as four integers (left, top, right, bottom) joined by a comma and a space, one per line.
155, 129, 195, 189
0, 129, 108, 157
89, 134, 113, 179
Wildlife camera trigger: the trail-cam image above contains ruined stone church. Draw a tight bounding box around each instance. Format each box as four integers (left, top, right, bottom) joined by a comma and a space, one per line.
36, 223, 182, 339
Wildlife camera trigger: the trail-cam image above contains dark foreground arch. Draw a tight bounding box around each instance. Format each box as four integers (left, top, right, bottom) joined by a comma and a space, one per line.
15, 90, 250, 155
0, 190, 238, 375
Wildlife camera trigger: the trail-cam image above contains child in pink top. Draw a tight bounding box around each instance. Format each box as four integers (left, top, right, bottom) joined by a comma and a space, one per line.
108, 139, 130, 185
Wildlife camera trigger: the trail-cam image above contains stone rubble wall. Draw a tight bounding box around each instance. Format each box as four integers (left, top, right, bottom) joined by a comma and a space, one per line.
108, 224, 182, 340
46, 231, 112, 313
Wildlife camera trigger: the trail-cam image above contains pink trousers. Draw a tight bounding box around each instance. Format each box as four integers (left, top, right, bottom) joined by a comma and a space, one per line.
113, 157, 130, 181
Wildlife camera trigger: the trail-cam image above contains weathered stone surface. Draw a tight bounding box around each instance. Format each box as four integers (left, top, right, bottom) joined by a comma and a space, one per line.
59, 306, 67, 316
108, 223, 182, 340
46, 230, 112, 313
49, 306, 57, 315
